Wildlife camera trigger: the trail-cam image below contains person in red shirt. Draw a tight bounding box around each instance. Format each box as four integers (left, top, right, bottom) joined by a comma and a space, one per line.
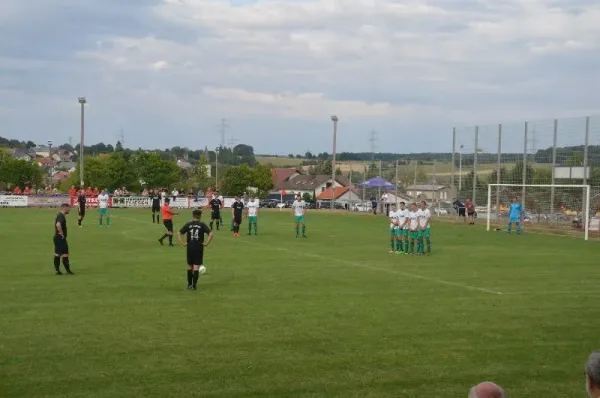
92, 187, 99, 196
465, 199, 476, 225
23, 186, 31, 195
13, 186, 22, 195
85, 186, 93, 196
158, 198, 179, 247
68, 185, 76, 197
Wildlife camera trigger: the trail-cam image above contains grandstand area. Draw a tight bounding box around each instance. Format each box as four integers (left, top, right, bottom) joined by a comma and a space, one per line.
0, 208, 597, 397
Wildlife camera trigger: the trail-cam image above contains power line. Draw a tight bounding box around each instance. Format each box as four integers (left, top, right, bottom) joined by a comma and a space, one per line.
369, 130, 377, 162
218, 118, 229, 148
228, 137, 239, 147
118, 128, 125, 147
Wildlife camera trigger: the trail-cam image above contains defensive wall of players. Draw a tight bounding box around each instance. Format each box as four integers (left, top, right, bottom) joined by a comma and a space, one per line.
0, 195, 238, 209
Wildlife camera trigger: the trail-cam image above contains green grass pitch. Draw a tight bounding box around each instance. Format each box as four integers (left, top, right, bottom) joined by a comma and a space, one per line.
0, 208, 597, 397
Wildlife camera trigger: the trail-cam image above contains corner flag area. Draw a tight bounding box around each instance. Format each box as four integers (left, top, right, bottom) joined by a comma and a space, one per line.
0, 208, 597, 397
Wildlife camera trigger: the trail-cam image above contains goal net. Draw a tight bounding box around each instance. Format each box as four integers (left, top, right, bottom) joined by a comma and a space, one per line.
486, 184, 596, 240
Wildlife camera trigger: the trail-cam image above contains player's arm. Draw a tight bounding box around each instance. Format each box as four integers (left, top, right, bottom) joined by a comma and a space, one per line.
202, 224, 214, 246
423, 214, 431, 229
55, 221, 65, 239
178, 224, 189, 246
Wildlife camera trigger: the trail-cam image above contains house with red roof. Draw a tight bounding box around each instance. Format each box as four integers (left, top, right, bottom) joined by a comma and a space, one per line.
316, 186, 360, 208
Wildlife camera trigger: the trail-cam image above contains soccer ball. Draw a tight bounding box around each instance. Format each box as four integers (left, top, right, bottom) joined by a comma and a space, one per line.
199, 265, 207, 274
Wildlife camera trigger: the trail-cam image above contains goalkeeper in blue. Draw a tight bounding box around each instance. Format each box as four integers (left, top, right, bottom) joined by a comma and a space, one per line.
507, 196, 523, 234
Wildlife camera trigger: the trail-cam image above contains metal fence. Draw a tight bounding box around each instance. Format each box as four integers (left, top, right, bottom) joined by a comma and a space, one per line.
451, 115, 600, 238
451, 115, 600, 204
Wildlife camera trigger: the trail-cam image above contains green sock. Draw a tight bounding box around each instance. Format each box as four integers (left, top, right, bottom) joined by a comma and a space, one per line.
410, 241, 414, 253
254, 223, 258, 234
106, 217, 110, 226
396, 240, 401, 251
296, 226, 299, 236
426, 238, 431, 253
249, 224, 252, 234
390, 240, 395, 250
404, 240, 409, 253
99, 218, 102, 226
302, 226, 306, 236
419, 240, 424, 253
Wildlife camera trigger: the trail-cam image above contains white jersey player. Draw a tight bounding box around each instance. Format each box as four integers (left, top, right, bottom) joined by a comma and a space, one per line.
292, 194, 307, 238
417, 200, 432, 255
246, 196, 259, 235
98, 190, 111, 227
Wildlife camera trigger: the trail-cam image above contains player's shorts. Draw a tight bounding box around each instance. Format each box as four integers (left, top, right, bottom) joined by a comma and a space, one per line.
211, 211, 220, 220
233, 216, 242, 225
421, 228, 431, 238
458, 208, 466, 217
509, 217, 520, 224
248, 216, 257, 223
152, 205, 160, 213
187, 247, 204, 266
163, 220, 173, 232
409, 230, 420, 240
400, 229, 409, 237
467, 211, 475, 216
294, 216, 305, 223
53, 235, 69, 255
99, 208, 108, 216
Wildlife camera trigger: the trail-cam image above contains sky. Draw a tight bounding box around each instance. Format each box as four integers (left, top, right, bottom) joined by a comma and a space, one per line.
0, 0, 599, 155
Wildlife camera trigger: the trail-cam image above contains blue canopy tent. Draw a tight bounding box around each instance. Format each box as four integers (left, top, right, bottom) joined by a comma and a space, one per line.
356, 176, 396, 214
356, 176, 396, 189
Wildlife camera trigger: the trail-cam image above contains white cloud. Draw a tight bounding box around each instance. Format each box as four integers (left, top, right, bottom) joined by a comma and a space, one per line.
1, 0, 599, 152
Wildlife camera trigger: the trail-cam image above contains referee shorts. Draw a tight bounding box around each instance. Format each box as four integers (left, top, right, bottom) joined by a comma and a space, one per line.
457, 208, 466, 217
163, 220, 173, 232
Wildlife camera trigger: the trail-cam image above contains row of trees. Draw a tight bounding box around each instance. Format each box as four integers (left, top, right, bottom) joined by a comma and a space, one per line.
0, 149, 44, 189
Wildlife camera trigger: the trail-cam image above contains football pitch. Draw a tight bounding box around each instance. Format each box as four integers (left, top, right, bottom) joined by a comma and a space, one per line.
0, 209, 597, 397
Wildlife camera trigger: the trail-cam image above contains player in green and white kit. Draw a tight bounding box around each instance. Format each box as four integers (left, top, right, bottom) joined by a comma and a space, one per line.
246, 195, 259, 235
98, 189, 111, 227
397, 202, 410, 254
292, 193, 307, 238
388, 203, 400, 253
417, 200, 431, 255
408, 203, 419, 255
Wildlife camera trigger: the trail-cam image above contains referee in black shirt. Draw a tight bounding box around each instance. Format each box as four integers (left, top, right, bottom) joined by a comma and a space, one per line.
54, 203, 75, 275
151, 189, 162, 223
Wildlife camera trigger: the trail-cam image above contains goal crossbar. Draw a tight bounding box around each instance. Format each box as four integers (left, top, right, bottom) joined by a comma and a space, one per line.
486, 183, 591, 241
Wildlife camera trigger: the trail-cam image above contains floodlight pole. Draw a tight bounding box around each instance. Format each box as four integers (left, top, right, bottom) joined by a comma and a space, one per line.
330, 116, 338, 210
215, 147, 220, 189
78, 97, 86, 187
47, 140, 53, 187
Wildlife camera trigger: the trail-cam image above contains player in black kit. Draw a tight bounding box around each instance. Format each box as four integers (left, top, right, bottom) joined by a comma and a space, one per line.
231, 196, 244, 237
54, 203, 75, 275
77, 188, 86, 227
208, 195, 222, 230
178, 209, 214, 290
150, 189, 162, 223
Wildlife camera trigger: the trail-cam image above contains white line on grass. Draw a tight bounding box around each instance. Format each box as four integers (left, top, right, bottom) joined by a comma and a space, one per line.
115, 214, 503, 295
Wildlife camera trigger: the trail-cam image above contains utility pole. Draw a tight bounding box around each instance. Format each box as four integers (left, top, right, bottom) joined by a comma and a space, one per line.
119, 128, 125, 147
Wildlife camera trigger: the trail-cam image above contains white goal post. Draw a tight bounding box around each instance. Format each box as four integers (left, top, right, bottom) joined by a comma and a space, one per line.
486, 183, 591, 241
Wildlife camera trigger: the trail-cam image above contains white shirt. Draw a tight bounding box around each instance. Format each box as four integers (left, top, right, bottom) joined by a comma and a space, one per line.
408, 211, 419, 230
418, 208, 431, 229
292, 200, 305, 216
247, 201, 259, 216
172, 190, 178, 196
98, 193, 109, 209
397, 208, 409, 229
389, 210, 399, 229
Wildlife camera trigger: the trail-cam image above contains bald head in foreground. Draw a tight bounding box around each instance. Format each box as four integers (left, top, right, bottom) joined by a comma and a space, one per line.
586, 350, 600, 397
468, 382, 505, 398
